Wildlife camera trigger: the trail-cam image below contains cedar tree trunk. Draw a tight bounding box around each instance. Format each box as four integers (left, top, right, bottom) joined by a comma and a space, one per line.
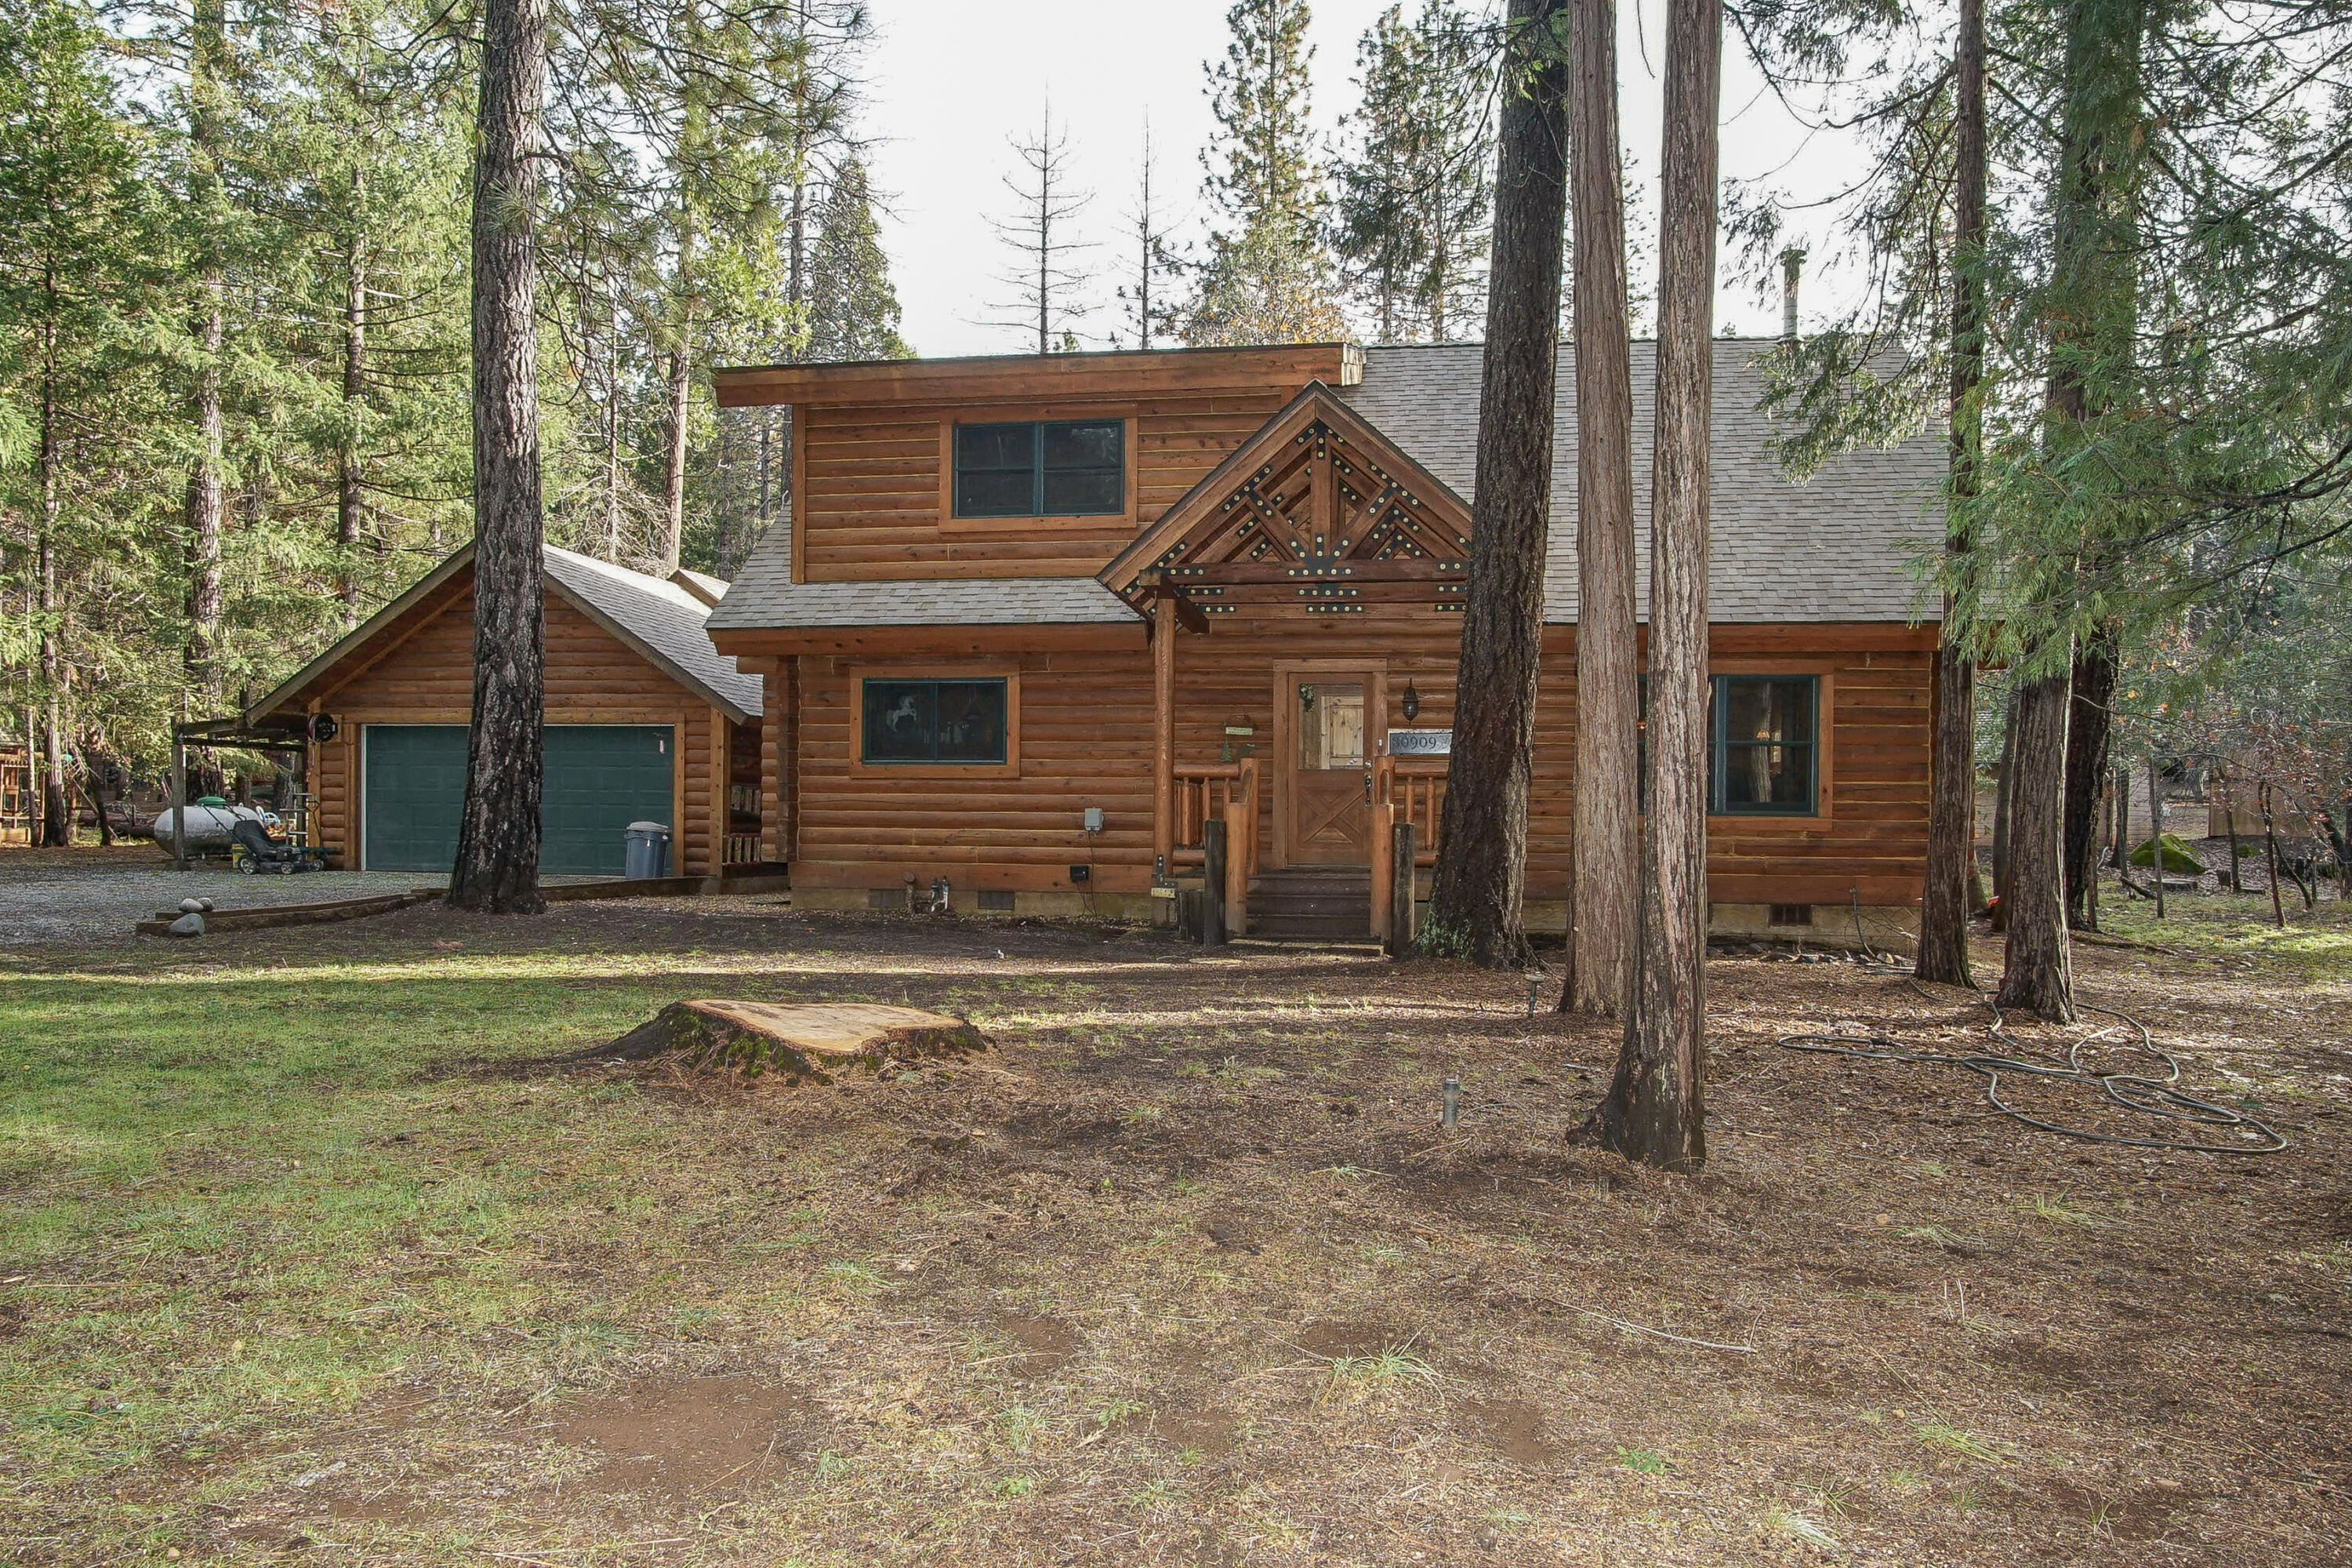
337, 172, 368, 625
1595, 0, 1718, 1169
183, 0, 227, 708
2062, 625, 2117, 929
449, 0, 549, 914
1419, 0, 1568, 970
1989, 684, 2018, 928
1915, 0, 1985, 987
1994, 667, 2075, 1021
1563, 0, 1639, 1015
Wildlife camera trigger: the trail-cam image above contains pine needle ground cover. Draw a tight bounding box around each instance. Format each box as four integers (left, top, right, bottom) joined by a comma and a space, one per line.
1, 897, 2346, 1565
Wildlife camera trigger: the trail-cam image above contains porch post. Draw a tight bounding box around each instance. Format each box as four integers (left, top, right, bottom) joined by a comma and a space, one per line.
169, 729, 188, 870
1152, 590, 1175, 876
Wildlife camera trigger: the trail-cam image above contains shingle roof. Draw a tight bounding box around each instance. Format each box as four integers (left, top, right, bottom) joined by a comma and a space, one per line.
543, 546, 763, 717
704, 514, 1138, 631
707, 341, 1946, 630
1341, 341, 1946, 622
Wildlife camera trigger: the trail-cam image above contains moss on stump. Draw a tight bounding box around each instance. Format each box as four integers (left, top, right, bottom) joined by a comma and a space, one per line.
606, 1000, 991, 1085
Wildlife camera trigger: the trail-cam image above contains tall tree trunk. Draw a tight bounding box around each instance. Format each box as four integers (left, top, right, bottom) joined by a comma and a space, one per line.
659, 302, 691, 572
1989, 684, 2018, 928
36, 331, 67, 848
2062, 624, 2117, 929
1595, 0, 1718, 1170
2000, 0, 2140, 1011
1994, 666, 2075, 1020
1418, 0, 1567, 970
1563, 0, 1637, 1015
184, 0, 228, 710
604, 275, 624, 561
1916, 0, 1986, 986
449, 0, 549, 915
337, 168, 368, 625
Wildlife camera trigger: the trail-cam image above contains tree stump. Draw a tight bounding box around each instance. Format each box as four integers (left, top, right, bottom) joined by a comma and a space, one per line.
604, 1000, 990, 1084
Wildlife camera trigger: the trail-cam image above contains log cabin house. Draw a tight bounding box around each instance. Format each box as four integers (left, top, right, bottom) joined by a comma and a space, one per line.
701, 340, 1944, 944
244, 543, 764, 877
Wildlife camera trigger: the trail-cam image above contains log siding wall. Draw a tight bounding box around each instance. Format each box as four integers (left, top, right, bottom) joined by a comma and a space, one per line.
781, 618, 1933, 909
797, 392, 1294, 581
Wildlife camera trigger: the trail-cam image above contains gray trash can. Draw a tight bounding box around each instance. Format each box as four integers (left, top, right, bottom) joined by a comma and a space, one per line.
623, 821, 672, 880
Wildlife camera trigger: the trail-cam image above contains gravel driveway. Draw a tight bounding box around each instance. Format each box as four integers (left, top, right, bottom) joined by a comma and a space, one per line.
0, 846, 443, 947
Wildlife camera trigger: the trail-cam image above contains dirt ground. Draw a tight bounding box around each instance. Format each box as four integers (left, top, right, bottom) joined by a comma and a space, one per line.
2, 885, 2347, 1566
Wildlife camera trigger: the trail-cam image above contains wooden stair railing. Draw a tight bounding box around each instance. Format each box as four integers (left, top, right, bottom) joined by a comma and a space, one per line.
1171, 758, 1261, 877
1370, 755, 1446, 939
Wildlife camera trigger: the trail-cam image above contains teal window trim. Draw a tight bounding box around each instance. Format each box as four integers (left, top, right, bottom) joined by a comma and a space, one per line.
1709, 674, 1820, 815
1634, 673, 1823, 817
952, 419, 1125, 518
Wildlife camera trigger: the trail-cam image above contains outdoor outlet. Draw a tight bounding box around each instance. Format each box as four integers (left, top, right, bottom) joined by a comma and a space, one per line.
1083, 807, 1105, 833
1068, 865, 1091, 884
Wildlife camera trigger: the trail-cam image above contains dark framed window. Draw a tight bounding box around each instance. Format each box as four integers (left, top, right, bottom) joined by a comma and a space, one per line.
1711, 675, 1818, 814
1632, 673, 1822, 815
953, 420, 1124, 517
860, 678, 1009, 765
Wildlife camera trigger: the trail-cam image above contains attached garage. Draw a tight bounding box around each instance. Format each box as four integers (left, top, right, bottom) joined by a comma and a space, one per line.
243, 545, 766, 878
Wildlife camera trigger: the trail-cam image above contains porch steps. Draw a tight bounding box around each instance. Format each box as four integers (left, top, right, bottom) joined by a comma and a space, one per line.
1249, 866, 1373, 942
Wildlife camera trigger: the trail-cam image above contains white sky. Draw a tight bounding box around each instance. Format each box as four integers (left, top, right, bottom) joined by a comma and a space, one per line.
858, 0, 1869, 358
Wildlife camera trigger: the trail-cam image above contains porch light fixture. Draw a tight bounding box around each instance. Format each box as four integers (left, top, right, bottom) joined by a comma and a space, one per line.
1401, 681, 1421, 720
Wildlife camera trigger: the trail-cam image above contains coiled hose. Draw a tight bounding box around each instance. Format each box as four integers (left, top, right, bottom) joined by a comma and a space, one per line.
1772, 893, 2288, 1155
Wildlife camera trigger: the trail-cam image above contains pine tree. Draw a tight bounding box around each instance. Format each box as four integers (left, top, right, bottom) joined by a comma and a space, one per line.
985, 103, 1094, 354
807, 158, 910, 361
1112, 122, 1181, 350
0, 1, 156, 842
1417, 0, 1566, 969
1186, 0, 1345, 345
448, 0, 550, 913
1332, 1, 1492, 342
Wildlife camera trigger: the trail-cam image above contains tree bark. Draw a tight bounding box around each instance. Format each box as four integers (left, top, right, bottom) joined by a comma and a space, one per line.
1989, 684, 2018, 930
2061, 624, 2117, 929
1994, 668, 2075, 1021
36, 312, 68, 848
659, 328, 690, 572
1563, 0, 1638, 1015
337, 160, 368, 625
1418, 0, 1567, 970
2261, 782, 2283, 927
183, 0, 228, 710
448, 0, 549, 915
1916, 0, 1986, 987
1595, 0, 1717, 1170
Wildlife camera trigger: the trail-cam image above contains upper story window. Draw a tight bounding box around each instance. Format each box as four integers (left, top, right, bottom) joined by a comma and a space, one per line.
1711, 675, 1818, 815
953, 420, 1124, 518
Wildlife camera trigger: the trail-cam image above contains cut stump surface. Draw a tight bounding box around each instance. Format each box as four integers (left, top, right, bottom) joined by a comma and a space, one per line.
606, 1000, 991, 1083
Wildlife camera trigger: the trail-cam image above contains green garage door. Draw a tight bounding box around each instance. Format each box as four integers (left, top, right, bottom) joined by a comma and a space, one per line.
362, 724, 675, 876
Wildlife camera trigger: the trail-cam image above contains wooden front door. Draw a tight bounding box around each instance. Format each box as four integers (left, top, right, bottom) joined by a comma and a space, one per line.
1283, 674, 1373, 865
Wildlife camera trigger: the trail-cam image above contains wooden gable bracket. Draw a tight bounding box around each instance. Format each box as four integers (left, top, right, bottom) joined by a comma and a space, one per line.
1099, 380, 1475, 619
1140, 572, 1212, 637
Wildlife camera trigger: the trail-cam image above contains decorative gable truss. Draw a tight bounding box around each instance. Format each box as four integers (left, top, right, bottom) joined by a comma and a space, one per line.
1098, 383, 1475, 623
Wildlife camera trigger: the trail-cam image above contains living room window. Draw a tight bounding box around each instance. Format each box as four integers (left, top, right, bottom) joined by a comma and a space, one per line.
859, 677, 1011, 766
953, 420, 1125, 518
1633, 673, 1824, 816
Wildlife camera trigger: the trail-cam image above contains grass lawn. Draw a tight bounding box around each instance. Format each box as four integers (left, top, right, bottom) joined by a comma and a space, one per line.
1, 893, 2347, 1565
